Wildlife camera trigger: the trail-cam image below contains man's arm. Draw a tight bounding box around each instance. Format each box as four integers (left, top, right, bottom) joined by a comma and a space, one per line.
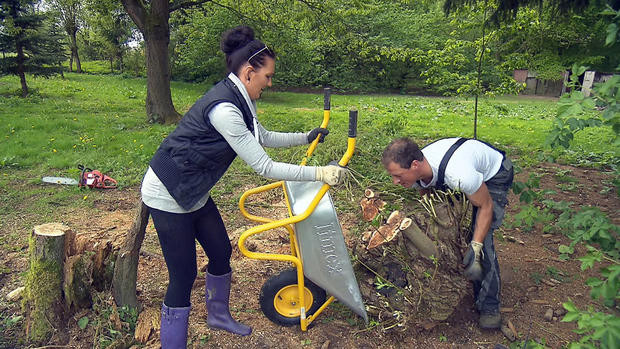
466, 182, 494, 243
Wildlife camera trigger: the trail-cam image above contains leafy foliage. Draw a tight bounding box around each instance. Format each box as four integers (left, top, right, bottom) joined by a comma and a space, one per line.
585, 263, 620, 307
545, 64, 619, 149
557, 207, 620, 257
554, 204, 619, 349
162, 0, 620, 95
562, 301, 620, 349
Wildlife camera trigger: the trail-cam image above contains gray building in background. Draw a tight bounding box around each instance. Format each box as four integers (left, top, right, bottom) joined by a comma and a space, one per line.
513, 69, 617, 97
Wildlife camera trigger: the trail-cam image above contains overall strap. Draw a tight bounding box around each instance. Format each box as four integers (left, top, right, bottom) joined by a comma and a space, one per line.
436, 137, 468, 190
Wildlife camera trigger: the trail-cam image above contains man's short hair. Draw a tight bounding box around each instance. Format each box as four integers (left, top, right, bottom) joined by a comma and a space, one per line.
382, 137, 424, 169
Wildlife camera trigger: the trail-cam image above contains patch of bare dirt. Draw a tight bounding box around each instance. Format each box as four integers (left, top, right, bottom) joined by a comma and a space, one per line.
0, 163, 617, 348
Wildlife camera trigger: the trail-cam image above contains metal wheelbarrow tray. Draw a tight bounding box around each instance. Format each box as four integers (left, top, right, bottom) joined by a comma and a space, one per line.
284, 180, 368, 323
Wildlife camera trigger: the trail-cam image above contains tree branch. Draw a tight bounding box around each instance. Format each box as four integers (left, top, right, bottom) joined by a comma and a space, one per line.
120, 0, 146, 33
210, 1, 254, 22
296, 0, 328, 14
169, 0, 213, 13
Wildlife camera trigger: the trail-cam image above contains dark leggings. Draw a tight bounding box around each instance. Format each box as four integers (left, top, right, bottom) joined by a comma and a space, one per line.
149, 197, 232, 307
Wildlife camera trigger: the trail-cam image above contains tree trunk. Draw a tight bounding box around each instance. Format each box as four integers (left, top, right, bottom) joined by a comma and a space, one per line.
112, 200, 150, 309
144, 18, 180, 124
121, 0, 180, 124
16, 42, 28, 97
354, 190, 473, 331
24, 223, 69, 344
70, 30, 81, 73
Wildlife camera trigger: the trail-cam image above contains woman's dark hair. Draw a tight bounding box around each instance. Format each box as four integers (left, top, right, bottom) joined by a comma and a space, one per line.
220, 26, 275, 75
382, 137, 424, 169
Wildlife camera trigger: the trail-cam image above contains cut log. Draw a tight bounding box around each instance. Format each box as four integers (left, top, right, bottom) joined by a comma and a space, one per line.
386, 210, 403, 226
367, 211, 403, 249
401, 221, 438, 258
24, 223, 69, 344
112, 200, 150, 309
360, 198, 379, 221
399, 217, 412, 231
360, 195, 386, 222
368, 210, 403, 248
354, 190, 471, 330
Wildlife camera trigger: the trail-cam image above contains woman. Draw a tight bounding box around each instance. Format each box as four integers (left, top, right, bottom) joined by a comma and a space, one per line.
141, 26, 346, 347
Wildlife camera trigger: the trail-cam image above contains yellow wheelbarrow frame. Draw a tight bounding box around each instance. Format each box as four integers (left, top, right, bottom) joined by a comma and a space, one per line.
237, 90, 362, 331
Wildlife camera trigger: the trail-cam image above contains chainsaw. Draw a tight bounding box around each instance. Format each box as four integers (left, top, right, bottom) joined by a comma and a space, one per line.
42, 165, 118, 189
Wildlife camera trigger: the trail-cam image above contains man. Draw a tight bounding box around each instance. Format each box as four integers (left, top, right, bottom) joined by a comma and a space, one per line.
382, 137, 514, 329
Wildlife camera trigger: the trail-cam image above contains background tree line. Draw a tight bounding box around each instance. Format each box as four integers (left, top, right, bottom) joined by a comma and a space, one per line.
1, 0, 619, 121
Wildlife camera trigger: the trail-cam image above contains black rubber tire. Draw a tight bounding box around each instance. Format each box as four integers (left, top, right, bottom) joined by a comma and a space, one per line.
259, 268, 327, 326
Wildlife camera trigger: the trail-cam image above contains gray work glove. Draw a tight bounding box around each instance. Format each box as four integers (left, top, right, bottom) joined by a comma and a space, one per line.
307, 127, 329, 143
462, 241, 484, 281
315, 165, 347, 185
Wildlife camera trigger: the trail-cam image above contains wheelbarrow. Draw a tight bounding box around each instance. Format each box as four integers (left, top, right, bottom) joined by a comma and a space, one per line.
237, 89, 368, 331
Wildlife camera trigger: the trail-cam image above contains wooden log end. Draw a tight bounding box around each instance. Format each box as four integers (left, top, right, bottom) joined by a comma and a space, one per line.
399, 217, 412, 231
367, 225, 400, 249
386, 210, 403, 226
360, 198, 379, 221
34, 223, 70, 237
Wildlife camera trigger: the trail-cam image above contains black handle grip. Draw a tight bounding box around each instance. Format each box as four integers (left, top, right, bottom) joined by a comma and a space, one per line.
323, 87, 331, 110
348, 110, 358, 138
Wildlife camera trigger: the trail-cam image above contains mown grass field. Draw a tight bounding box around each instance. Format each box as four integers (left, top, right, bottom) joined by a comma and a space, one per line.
0, 72, 616, 223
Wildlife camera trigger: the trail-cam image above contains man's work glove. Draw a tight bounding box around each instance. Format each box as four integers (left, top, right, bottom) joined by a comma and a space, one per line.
462, 241, 484, 281
307, 127, 329, 143
316, 165, 347, 185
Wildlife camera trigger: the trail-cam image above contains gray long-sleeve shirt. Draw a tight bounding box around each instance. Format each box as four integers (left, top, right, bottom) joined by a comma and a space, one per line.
141, 73, 317, 213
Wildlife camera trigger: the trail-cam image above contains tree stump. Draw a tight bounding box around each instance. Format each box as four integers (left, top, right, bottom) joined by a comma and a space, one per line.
353, 189, 472, 331
24, 223, 69, 344
24, 222, 119, 344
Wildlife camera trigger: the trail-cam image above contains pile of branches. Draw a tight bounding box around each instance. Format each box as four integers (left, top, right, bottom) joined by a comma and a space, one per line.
353, 188, 473, 330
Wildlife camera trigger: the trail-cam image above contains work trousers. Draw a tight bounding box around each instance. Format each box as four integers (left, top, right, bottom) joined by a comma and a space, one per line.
470, 157, 514, 313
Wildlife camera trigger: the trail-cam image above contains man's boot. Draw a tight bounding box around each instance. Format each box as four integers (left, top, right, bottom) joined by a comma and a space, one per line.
160, 303, 191, 348
479, 310, 502, 329
206, 271, 252, 336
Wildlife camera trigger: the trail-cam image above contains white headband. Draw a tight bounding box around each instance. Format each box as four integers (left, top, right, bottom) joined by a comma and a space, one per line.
247, 46, 269, 62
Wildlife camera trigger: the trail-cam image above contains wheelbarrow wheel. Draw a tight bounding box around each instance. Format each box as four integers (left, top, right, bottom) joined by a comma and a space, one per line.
259, 268, 326, 327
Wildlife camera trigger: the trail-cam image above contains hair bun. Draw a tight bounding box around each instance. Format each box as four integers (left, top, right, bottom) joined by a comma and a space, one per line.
220, 26, 255, 55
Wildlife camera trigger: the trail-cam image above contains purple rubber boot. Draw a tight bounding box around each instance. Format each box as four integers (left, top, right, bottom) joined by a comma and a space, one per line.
206, 271, 252, 336
160, 303, 190, 349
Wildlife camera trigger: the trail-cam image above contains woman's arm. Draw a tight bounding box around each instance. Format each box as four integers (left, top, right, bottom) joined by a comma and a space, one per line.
256, 120, 308, 148
209, 103, 316, 181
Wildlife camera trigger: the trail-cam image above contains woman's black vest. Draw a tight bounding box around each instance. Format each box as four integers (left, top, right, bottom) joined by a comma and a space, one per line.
149, 78, 255, 210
